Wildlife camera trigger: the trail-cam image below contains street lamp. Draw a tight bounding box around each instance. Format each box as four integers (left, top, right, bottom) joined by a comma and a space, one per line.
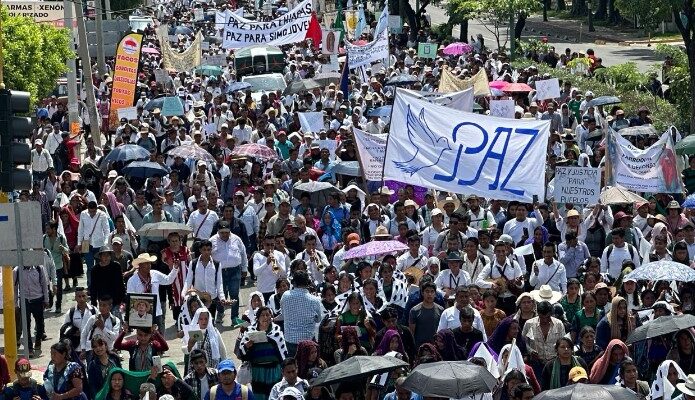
587, 0, 595, 32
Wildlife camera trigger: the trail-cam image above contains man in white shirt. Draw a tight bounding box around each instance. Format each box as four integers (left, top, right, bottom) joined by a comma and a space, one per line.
31, 139, 53, 181
77, 201, 111, 286
184, 239, 230, 320
61, 287, 97, 348
295, 235, 329, 284
475, 241, 525, 315
253, 235, 288, 302
529, 243, 568, 293
188, 197, 220, 242
79, 295, 121, 353
395, 235, 428, 271
126, 253, 178, 328
502, 202, 544, 245
435, 252, 471, 298
437, 286, 487, 340
210, 222, 248, 326
600, 227, 641, 279
466, 195, 496, 230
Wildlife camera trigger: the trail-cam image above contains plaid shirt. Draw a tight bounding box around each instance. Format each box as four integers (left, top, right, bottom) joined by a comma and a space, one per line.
280, 288, 322, 344
184, 368, 219, 400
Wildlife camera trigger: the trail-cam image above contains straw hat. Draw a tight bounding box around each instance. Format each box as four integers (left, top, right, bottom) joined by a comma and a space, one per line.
677, 374, 695, 397
373, 226, 391, 238
378, 186, 394, 195
132, 253, 158, 267
530, 285, 562, 304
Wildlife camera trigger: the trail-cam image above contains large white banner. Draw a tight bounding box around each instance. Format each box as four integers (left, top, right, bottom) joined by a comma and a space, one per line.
221, 0, 313, 49
298, 112, 325, 133
353, 128, 387, 181
383, 91, 550, 202
346, 31, 389, 69
607, 130, 681, 193
406, 88, 475, 113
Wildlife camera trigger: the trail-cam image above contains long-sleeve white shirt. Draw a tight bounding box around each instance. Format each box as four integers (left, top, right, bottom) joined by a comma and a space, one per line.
475, 260, 524, 297
295, 249, 329, 284
502, 210, 544, 244
210, 233, 248, 272
31, 148, 53, 172
80, 312, 121, 351
183, 257, 225, 300
529, 259, 568, 293
253, 250, 288, 293
187, 209, 219, 240
234, 205, 260, 236
126, 268, 178, 316
437, 305, 488, 341
434, 268, 471, 293
77, 209, 111, 248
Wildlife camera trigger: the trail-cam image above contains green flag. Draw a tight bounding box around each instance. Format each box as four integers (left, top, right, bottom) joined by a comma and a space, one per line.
333, 2, 345, 43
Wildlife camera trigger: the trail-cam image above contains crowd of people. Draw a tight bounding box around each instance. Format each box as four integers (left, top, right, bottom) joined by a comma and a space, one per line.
2, 2, 695, 400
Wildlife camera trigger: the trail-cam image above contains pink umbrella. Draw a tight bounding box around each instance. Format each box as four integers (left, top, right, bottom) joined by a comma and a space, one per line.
142, 47, 160, 55
442, 42, 473, 56
232, 143, 279, 162
342, 240, 408, 260
503, 82, 534, 92
489, 80, 510, 90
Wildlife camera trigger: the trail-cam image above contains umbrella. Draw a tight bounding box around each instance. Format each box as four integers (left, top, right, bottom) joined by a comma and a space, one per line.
533, 383, 637, 400
283, 79, 322, 95
367, 105, 392, 117
232, 143, 279, 162
442, 42, 473, 56
675, 135, 695, 155
138, 222, 192, 238
599, 186, 647, 205
166, 144, 215, 162
385, 74, 419, 86
143, 96, 167, 112
589, 95, 621, 107
329, 161, 361, 177
195, 65, 224, 76
619, 125, 658, 137
401, 361, 497, 398
122, 161, 170, 179
624, 260, 695, 282
226, 82, 253, 93
170, 25, 194, 36
311, 356, 407, 386
101, 144, 151, 164
343, 240, 409, 260
489, 80, 510, 90
141, 47, 160, 55
293, 181, 342, 211
313, 72, 342, 86
503, 82, 534, 92
626, 314, 695, 344
682, 194, 695, 209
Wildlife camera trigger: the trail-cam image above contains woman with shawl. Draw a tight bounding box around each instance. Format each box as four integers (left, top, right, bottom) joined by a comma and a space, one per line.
513, 294, 537, 332
295, 340, 327, 380
59, 198, 83, 286
589, 339, 629, 384
43, 341, 86, 400
183, 307, 226, 372
177, 293, 202, 336
523, 226, 549, 268
616, 359, 650, 400
239, 306, 288, 400
334, 326, 369, 364
414, 343, 442, 367
487, 317, 528, 356
540, 337, 588, 390
103, 191, 126, 219
595, 296, 637, 350
373, 329, 409, 364
378, 263, 408, 311
242, 291, 265, 326
498, 343, 541, 394
109, 176, 136, 207
335, 292, 377, 353
667, 329, 695, 374
434, 329, 467, 361
650, 360, 688, 400
101, 370, 134, 400
318, 210, 342, 254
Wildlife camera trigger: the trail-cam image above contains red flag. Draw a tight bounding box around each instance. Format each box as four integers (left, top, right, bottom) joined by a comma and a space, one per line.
306, 12, 322, 49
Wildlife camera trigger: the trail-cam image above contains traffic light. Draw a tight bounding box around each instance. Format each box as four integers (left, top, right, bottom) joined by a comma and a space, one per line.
0, 89, 33, 191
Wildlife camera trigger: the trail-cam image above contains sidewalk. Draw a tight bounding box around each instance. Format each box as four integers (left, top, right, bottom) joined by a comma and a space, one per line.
524, 15, 653, 44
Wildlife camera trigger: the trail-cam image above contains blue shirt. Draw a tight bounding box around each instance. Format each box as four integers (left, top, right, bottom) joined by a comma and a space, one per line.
280, 288, 322, 344
204, 383, 254, 400
3, 381, 49, 400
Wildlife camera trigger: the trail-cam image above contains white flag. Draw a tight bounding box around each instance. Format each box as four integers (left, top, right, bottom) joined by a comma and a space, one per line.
298, 112, 325, 133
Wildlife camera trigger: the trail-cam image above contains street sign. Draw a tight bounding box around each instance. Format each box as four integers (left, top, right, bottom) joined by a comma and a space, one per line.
0, 202, 43, 250
2, 0, 75, 27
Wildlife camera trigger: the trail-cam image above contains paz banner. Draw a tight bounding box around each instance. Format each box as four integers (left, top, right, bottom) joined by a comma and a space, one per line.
109, 33, 143, 129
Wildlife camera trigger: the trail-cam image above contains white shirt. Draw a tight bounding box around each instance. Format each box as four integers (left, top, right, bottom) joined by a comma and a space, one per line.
437, 305, 488, 340
502, 210, 544, 244
31, 148, 53, 172
187, 209, 219, 239
126, 269, 178, 316
62, 304, 97, 330
386, 217, 417, 236
253, 250, 288, 293
44, 132, 63, 154
600, 243, 641, 278
296, 249, 330, 283
211, 233, 248, 272
183, 257, 225, 300
77, 209, 111, 248
435, 268, 471, 293
529, 259, 568, 293
475, 260, 524, 297
79, 312, 120, 351
468, 208, 496, 230
395, 249, 428, 271
462, 253, 489, 284
235, 205, 260, 236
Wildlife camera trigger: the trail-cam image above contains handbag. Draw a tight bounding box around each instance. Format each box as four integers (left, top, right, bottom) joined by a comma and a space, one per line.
81, 215, 101, 253
236, 361, 252, 385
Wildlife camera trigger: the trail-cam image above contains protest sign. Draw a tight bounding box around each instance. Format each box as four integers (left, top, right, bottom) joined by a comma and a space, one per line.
417, 43, 437, 59
384, 91, 550, 202
117, 106, 138, 121
298, 112, 325, 133
322, 30, 339, 54
154, 69, 169, 83
203, 54, 227, 66
157, 27, 202, 72
161, 96, 185, 117
201, 41, 210, 50
534, 78, 561, 100
607, 130, 681, 193
109, 33, 143, 129
193, 8, 204, 21
221, 0, 313, 49
439, 68, 490, 96
388, 15, 401, 33
315, 139, 338, 160
553, 167, 601, 205
346, 31, 389, 69
489, 99, 515, 118
353, 128, 386, 181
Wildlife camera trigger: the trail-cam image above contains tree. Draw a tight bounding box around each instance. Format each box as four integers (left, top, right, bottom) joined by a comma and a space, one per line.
615, 0, 670, 35
669, 0, 695, 133
445, 0, 469, 41
454, 0, 540, 50
0, 8, 73, 105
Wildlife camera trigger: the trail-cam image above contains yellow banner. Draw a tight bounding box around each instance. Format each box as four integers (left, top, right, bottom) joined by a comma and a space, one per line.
109, 33, 143, 129
157, 26, 203, 72
440, 68, 491, 97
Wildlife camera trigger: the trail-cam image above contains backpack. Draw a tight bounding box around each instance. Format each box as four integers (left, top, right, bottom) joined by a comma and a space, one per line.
87, 314, 118, 341
209, 384, 248, 400
605, 243, 640, 270
190, 257, 220, 288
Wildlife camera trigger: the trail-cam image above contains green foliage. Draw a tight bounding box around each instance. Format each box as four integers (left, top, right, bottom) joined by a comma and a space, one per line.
518, 38, 551, 55
452, 0, 540, 49
654, 44, 691, 126
110, 0, 143, 14
511, 59, 685, 131
0, 8, 73, 105
614, 0, 671, 34
593, 62, 649, 92
431, 23, 454, 42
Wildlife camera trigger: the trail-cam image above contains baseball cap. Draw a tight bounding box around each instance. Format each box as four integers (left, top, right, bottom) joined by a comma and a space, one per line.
568, 366, 588, 382
15, 358, 32, 378
218, 221, 231, 232
217, 359, 236, 373
347, 233, 360, 246
280, 387, 304, 400
498, 234, 514, 244
112, 237, 123, 245
34, 139, 44, 146
234, 191, 245, 197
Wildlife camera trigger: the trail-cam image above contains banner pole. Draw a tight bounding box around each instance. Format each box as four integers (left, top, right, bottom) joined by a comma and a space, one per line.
378, 87, 397, 191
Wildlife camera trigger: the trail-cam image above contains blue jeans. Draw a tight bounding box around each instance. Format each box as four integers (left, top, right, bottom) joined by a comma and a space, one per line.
221, 267, 241, 319
84, 246, 100, 287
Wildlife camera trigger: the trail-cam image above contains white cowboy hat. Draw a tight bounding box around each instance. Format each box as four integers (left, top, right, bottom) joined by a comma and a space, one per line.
677, 374, 695, 397
530, 285, 562, 304
378, 186, 394, 195
132, 253, 158, 267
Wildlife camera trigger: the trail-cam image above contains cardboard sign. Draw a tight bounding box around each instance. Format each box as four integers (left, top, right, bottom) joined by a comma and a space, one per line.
535, 78, 561, 100
553, 167, 601, 205
489, 99, 515, 119
117, 106, 138, 121
417, 43, 437, 59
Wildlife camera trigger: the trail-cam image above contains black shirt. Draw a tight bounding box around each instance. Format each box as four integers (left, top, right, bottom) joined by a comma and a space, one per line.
452, 327, 484, 357
90, 261, 126, 306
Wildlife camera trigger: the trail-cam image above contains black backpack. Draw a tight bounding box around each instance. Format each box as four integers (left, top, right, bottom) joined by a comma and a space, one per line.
190, 257, 221, 287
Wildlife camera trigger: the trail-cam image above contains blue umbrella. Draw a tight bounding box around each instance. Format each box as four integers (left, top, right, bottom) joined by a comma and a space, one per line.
367, 105, 392, 117
682, 194, 695, 209
102, 144, 151, 164
329, 161, 361, 177
624, 260, 695, 282
226, 82, 253, 93
122, 161, 170, 179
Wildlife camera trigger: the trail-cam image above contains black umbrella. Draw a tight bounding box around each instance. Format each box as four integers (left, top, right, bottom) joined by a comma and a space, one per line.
122, 161, 170, 179
283, 79, 322, 95
588, 95, 621, 107
311, 356, 407, 386
626, 314, 695, 344
533, 383, 637, 400
401, 361, 497, 398
385, 74, 419, 86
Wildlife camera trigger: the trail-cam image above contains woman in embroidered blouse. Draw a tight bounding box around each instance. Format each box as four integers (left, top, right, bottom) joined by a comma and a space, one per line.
239, 306, 288, 400
87, 337, 122, 398
43, 342, 85, 400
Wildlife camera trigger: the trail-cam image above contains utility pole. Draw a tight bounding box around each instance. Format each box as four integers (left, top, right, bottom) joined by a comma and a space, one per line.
74, 0, 102, 147
64, 0, 80, 128
509, 0, 515, 61
94, 0, 107, 77
104, 0, 112, 19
